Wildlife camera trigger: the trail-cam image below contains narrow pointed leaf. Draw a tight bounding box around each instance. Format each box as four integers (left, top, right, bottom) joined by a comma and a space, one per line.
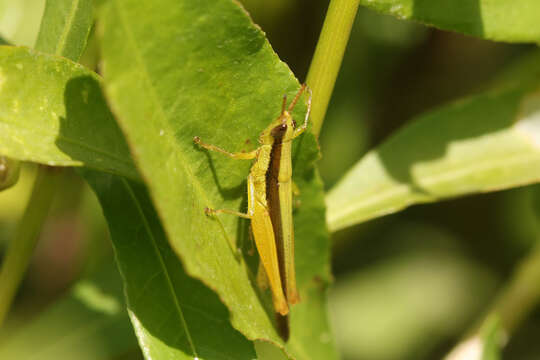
35, 0, 93, 60
0, 46, 138, 179
84, 171, 256, 360
327, 83, 540, 231
98, 0, 336, 358
357, 0, 540, 43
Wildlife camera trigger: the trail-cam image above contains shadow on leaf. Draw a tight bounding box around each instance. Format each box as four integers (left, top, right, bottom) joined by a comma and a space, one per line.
412, 0, 483, 36
57, 76, 138, 180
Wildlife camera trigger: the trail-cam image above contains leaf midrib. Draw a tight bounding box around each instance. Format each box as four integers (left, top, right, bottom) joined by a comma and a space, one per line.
327, 150, 540, 226
109, 0, 278, 341
111, 0, 212, 208
54, 0, 81, 57
121, 178, 199, 358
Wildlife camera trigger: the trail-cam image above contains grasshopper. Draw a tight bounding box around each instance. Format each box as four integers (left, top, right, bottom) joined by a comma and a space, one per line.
194, 85, 311, 336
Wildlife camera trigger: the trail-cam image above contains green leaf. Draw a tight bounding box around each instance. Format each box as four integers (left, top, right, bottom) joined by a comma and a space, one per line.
35, 0, 93, 60
83, 171, 256, 360
0, 264, 139, 360
0, 46, 138, 179
287, 139, 338, 359
327, 84, 540, 232
357, 0, 540, 43
481, 316, 502, 360
98, 0, 336, 358
488, 51, 540, 91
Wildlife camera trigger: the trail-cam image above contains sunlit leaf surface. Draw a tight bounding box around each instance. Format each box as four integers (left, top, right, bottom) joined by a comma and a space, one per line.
97, 0, 336, 358
357, 0, 540, 43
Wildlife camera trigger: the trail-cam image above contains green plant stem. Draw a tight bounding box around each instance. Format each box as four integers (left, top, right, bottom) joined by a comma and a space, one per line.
306, 0, 360, 138
0, 165, 61, 327
447, 243, 540, 356
487, 243, 540, 334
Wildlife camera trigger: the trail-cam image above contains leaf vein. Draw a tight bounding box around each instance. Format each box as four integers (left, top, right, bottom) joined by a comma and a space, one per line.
55, 0, 81, 56
121, 178, 199, 358
110, 0, 212, 208
328, 152, 540, 227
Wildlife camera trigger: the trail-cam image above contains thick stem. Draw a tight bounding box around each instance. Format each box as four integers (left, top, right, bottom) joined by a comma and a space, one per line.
0, 166, 61, 327
306, 0, 360, 138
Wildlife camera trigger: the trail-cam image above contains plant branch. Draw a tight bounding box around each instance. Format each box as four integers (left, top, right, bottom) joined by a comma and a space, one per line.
0, 166, 61, 327
306, 0, 360, 138
486, 243, 540, 334
446, 243, 540, 358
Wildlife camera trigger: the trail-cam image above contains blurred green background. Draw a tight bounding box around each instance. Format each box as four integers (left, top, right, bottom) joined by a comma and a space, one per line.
1, 0, 540, 359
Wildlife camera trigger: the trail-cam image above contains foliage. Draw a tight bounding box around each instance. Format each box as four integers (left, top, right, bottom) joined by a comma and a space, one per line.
1, 0, 540, 359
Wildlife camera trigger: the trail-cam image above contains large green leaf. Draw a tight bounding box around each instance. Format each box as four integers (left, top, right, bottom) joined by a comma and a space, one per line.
0, 264, 139, 359
0, 46, 138, 179
35, 0, 93, 60
357, 0, 540, 43
0, 0, 93, 191
98, 0, 336, 357
84, 172, 256, 359
326, 83, 540, 231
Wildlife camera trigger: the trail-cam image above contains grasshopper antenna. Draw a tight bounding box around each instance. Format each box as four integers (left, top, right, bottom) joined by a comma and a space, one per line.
288, 83, 307, 112
281, 94, 288, 115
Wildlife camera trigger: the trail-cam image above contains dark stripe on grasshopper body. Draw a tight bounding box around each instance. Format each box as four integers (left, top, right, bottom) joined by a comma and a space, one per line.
267, 123, 289, 340
267, 123, 287, 297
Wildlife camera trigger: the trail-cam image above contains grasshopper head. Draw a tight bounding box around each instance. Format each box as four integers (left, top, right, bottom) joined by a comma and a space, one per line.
259, 111, 296, 145
259, 91, 299, 145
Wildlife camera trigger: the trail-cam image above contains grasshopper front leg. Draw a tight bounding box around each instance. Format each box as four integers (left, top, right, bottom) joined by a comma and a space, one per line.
194, 135, 256, 217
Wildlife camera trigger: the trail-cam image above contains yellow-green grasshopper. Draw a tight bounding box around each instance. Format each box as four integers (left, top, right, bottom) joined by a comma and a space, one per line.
194, 85, 311, 326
